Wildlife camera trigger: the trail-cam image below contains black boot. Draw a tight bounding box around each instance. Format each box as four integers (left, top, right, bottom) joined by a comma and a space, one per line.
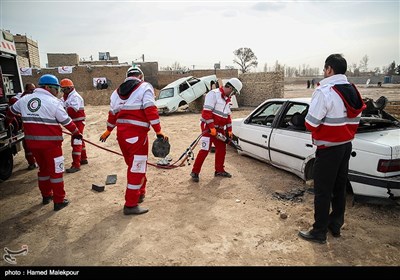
54, 199, 69, 211
123, 205, 149, 215
42, 196, 53, 205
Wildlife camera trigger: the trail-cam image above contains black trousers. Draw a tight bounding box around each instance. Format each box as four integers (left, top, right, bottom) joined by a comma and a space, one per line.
312, 142, 352, 236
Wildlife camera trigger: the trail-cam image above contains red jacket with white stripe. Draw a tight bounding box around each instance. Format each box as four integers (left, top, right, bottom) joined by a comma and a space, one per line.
106, 77, 161, 134
63, 89, 86, 123
9, 88, 79, 149
201, 87, 232, 132
305, 74, 366, 148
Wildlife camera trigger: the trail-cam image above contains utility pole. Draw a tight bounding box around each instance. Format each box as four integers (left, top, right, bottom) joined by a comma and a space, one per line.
142, 54, 145, 62
192, 65, 195, 70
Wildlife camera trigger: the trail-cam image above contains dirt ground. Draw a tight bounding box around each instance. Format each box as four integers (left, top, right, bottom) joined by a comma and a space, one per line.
0, 84, 399, 267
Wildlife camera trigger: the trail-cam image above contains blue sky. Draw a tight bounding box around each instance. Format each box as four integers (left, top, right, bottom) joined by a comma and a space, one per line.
1, 0, 399, 72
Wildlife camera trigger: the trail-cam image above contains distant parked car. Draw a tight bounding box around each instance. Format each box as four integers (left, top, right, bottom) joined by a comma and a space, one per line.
232, 97, 400, 200
155, 75, 218, 114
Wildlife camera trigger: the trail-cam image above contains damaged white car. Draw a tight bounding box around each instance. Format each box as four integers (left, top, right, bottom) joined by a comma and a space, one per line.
155, 75, 218, 114
232, 97, 400, 201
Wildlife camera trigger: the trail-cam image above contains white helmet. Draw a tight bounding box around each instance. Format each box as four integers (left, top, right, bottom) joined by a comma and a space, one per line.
226, 78, 242, 95
126, 66, 144, 79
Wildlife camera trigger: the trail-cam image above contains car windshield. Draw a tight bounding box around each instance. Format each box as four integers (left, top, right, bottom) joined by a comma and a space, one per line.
158, 88, 174, 100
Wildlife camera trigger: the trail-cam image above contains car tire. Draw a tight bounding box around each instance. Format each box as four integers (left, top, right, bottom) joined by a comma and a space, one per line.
0, 150, 13, 182
304, 159, 314, 181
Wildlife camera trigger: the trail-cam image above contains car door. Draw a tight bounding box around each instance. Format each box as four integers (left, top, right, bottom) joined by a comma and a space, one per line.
179, 77, 205, 103
238, 101, 285, 162
269, 102, 315, 179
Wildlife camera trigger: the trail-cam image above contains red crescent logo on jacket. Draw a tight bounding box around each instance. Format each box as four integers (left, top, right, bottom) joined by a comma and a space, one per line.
27, 98, 41, 112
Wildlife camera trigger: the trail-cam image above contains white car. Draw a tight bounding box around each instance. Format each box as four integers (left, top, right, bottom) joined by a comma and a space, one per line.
232, 97, 400, 200
156, 75, 218, 114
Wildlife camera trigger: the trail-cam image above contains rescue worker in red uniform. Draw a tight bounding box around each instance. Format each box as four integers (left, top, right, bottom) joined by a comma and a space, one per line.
8, 74, 82, 211
99, 66, 168, 215
60, 79, 88, 173
190, 78, 242, 182
9, 83, 37, 170
299, 54, 366, 243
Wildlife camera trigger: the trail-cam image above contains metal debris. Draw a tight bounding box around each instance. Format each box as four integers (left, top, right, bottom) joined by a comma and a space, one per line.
273, 187, 305, 202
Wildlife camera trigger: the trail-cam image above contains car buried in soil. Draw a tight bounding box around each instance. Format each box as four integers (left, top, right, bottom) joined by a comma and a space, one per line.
232, 97, 400, 200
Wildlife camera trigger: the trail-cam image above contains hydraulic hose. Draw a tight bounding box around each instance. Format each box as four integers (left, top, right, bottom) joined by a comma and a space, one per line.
62, 130, 206, 169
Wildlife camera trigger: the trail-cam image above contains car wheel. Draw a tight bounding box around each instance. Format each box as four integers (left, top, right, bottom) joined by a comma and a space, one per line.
346, 179, 354, 194
0, 150, 13, 182
304, 159, 314, 181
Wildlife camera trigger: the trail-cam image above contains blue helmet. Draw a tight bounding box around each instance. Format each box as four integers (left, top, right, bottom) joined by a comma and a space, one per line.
38, 74, 60, 87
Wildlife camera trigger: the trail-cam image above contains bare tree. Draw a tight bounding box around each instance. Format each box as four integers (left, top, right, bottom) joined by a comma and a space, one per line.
233, 47, 258, 73
172, 61, 181, 71
387, 61, 397, 75
274, 60, 282, 72
373, 67, 381, 75
359, 55, 369, 72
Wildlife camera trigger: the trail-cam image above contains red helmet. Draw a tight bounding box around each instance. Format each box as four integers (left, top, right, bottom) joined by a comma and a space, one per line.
60, 78, 74, 88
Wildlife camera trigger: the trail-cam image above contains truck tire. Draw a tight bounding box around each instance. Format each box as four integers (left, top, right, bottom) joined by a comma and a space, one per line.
0, 149, 13, 181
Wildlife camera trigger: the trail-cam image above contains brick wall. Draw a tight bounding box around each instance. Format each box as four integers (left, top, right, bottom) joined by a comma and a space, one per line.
237, 72, 284, 107
47, 53, 80, 67
386, 101, 400, 119
14, 35, 40, 68
17, 56, 29, 68
21, 62, 159, 91
22, 68, 284, 108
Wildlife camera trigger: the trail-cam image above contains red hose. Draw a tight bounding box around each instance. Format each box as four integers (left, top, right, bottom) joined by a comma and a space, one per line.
62, 131, 202, 169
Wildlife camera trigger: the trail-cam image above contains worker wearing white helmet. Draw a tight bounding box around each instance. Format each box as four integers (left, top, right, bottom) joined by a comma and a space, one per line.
99, 65, 168, 215
190, 77, 242, 182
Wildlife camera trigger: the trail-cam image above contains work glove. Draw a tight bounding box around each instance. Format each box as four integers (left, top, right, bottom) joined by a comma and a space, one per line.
99, 130, 111, 142
156, 130, 168, 141
209, 128, 217, 136
72, 133, 83, 140
228, 131, 233, 139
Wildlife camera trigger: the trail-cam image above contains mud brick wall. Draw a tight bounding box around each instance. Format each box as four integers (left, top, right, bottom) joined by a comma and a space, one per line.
187, 72, 284, 111
237, 72, 284, 107
21, 62, 159, 91
386, 101, 400, 119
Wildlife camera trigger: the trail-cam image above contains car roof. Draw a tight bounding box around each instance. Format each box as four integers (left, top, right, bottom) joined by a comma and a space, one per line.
266, 97, 311, 104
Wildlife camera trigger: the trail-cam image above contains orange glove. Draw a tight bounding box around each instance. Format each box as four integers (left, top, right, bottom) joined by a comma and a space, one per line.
99, 130, 111, 142
209, 128, 217, 136
228, 131, 233, 138
156, 130, 168, 141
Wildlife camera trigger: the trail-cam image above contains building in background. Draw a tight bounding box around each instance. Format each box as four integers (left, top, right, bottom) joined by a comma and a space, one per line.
14, 34, 40, 68
47, 53, 79, 68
